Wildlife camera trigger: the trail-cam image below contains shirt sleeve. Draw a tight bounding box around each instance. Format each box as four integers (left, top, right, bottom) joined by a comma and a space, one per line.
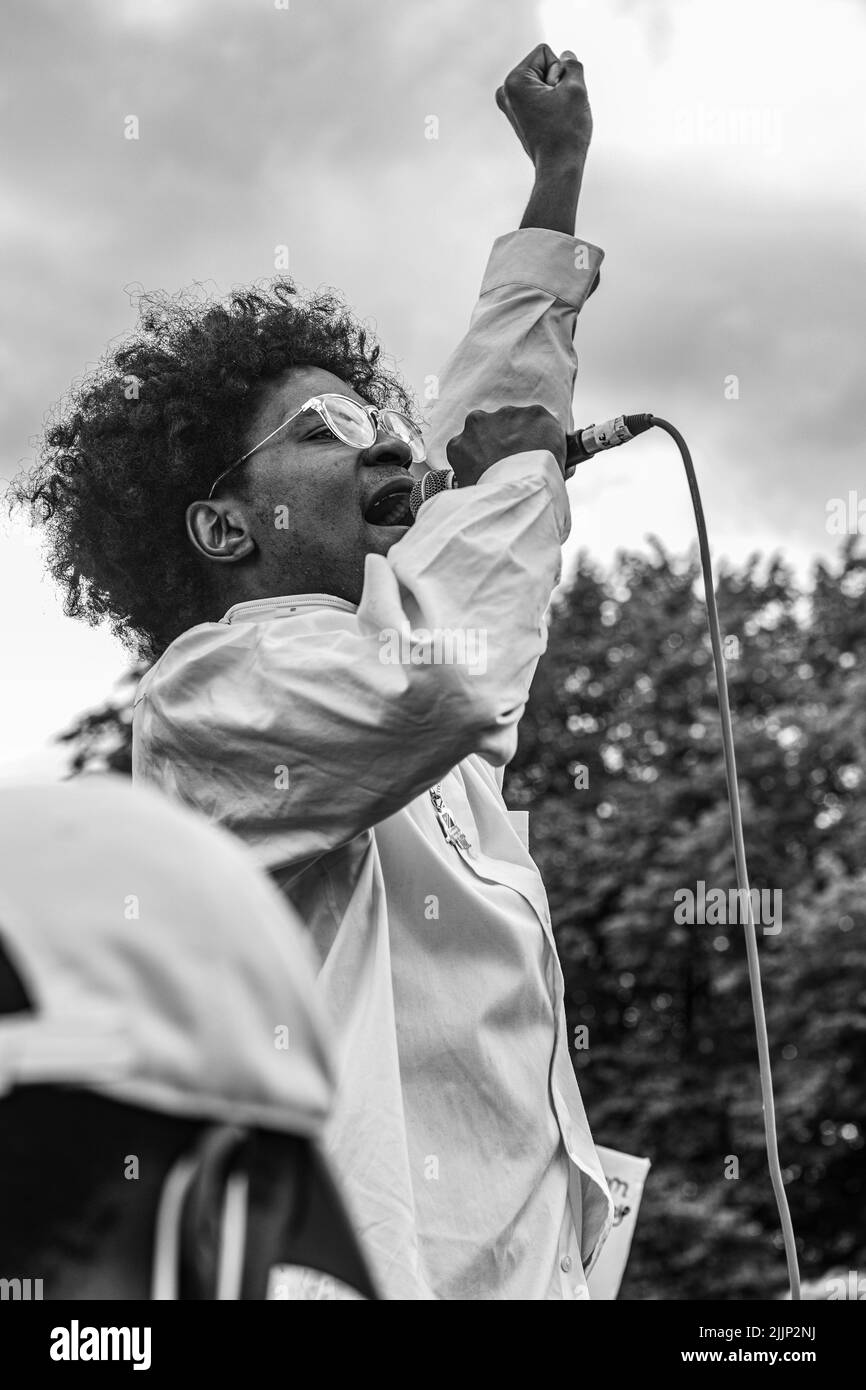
134, 449, 570, 866
421, 227, 605, 792
421, 228, 604, 479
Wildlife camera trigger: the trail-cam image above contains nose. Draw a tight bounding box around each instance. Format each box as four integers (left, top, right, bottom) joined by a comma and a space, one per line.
358, 436, 413, 470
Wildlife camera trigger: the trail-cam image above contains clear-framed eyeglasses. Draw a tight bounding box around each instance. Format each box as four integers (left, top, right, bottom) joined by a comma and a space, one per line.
208, 394, 426, 499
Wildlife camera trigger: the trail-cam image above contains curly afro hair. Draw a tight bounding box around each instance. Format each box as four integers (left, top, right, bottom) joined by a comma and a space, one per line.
10, 279, 416, 661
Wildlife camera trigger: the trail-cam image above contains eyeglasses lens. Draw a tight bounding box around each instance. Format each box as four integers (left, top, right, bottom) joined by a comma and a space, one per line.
320, 396, 376, 448
379, 409, 426, 463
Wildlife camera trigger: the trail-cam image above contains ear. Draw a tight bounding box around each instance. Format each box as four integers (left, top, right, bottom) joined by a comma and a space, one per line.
186, 499, 257, 564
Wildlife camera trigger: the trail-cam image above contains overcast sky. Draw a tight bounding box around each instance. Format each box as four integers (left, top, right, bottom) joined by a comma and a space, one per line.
2, 0, 864, 776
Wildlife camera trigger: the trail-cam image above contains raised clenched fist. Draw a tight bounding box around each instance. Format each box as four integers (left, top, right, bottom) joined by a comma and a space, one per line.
496, 44, 593, 170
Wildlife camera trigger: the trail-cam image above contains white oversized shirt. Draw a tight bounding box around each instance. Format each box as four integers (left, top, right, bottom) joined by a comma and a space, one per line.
133, 228, 614, 1300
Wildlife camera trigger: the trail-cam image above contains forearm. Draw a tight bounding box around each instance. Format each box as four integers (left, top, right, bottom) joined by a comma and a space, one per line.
520, 155, 586, 234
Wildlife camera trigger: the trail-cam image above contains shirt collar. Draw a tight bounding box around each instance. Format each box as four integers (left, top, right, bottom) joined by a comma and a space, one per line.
221, 593, 359, 624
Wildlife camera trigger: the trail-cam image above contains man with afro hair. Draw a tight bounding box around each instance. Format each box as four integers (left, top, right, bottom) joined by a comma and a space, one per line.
16, 46, 613, 1300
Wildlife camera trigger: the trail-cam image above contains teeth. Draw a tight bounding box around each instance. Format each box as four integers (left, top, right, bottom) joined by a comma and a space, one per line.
367, 491, 412, 526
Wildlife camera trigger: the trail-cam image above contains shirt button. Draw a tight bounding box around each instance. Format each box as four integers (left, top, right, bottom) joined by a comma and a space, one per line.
561, 1255, 573, 1273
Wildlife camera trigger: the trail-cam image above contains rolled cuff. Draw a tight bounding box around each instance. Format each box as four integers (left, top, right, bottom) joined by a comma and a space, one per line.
481, 228, 604, 310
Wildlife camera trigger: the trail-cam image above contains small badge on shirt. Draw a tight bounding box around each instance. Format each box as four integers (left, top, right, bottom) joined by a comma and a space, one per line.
429, 784, 472, 854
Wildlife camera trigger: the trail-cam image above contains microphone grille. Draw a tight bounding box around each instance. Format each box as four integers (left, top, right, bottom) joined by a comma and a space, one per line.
409, 469, 456, 519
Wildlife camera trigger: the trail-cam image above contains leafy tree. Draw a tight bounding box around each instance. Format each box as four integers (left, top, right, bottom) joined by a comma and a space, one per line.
57, 665, 146, 776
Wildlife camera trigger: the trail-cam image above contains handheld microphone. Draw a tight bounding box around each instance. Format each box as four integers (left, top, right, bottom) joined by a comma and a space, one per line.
409, 468, 456, 518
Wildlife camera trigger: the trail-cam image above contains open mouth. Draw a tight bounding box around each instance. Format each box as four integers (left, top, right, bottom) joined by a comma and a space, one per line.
363, 480, 414, 529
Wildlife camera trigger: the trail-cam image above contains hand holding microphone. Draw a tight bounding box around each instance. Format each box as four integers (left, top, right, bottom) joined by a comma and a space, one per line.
411, 404, 564, 517
446, 404, 567, 486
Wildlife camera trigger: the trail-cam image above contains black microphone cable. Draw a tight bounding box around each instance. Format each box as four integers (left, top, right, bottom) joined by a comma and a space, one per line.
573, 412, 802, 1302
647, 415, 801, 1302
